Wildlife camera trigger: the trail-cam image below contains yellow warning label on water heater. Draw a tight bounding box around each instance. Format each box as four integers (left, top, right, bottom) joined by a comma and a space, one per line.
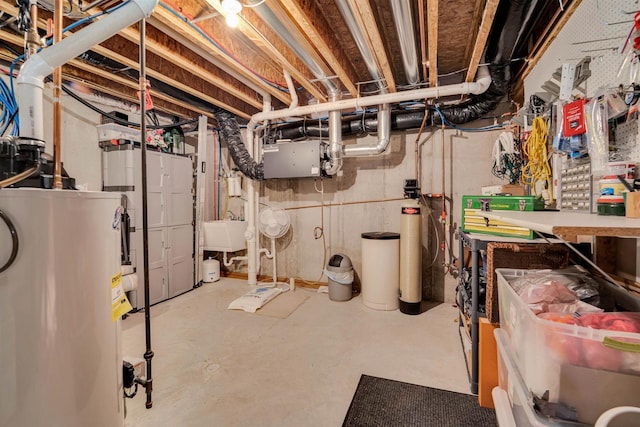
111, 272, 133, 321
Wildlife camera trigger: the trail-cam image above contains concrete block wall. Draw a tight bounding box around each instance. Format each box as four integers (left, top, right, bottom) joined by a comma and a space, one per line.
257, 127, 504, 303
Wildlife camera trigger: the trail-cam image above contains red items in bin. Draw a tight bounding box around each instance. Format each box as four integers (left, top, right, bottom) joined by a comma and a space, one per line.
539, 312, 640, 372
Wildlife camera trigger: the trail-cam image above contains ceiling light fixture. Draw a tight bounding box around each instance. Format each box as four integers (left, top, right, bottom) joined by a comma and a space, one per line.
221, 0, 242, 28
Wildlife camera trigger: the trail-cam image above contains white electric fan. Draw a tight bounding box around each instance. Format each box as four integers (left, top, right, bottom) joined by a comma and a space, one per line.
258, 207, 291, 290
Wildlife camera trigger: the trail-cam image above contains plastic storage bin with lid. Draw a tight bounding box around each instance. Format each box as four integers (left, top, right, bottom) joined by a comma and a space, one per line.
496, 268, 640, 425
493, 328, 573, 427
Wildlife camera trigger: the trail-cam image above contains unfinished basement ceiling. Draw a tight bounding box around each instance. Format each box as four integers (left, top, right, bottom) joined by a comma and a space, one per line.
0, 0, 580, 122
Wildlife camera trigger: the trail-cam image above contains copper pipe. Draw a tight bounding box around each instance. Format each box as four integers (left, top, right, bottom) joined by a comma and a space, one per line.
412, 111, 429, 184
26, 4, 40, 58
441, 124, 446, 260
52, 0, 63, 189
283, 197, 405, 211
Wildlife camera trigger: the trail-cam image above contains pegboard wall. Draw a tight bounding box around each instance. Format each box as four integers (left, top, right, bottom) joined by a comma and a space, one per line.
526, 1, 640, 164
525, 0, 637, 98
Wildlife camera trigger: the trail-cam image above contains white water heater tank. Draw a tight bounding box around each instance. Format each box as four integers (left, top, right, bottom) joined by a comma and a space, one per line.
0, 189, 124, 427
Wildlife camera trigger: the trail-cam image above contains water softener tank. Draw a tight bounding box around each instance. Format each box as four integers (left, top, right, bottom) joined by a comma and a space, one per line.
399, 198, 422, 315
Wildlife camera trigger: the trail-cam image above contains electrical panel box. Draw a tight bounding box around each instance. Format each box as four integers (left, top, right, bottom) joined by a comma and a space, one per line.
263, 140, 323, 179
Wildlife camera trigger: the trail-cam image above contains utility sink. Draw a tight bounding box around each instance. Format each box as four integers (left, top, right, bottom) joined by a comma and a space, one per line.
202, 220, 248, 252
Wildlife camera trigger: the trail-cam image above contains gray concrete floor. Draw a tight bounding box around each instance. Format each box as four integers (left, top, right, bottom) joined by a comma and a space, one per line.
123, 278, 470, 426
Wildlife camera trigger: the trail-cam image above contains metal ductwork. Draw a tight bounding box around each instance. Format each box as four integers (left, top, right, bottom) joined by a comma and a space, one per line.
334, 0, 391, 165
391, 0, 420, 87
254, 3, 338, 97
343, 103, 391, 157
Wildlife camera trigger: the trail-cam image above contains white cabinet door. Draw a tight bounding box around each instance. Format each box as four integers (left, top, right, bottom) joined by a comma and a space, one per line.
147, 227, 169, 304
169, 156, 193, 194
167, 155, 193, 226
145, 151, 166, 228
168, 224, 194, 297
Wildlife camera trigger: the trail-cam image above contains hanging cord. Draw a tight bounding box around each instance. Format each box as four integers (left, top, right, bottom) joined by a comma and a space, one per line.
521, 117, 554, 203
492, 131, 523, 184
295, 178, 328, 286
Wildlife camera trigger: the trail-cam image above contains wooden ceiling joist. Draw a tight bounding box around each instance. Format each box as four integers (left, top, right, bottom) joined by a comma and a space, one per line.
348, 0, 396, 93
0, 1, 249, 117
427, 0, 438, 87
66, 57, 215, 118
62, 68, 212, 120
97, 35, 255, 118
465, 0, 499, 82
275, 0, 359, 98
151, 5, 291, 105
230, 6, 328, 102
0, 45, 208, 120
121, 25, 263, 109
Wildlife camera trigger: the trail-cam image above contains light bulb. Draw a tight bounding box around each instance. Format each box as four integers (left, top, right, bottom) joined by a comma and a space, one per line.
221, 0, 242, 15
225, 13, 239, 28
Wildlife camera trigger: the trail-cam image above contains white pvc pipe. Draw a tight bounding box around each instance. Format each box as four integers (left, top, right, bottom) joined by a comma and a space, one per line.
283, 69, 298, 109
245, 125, 257, 284
247, 95, 271, 285
17, 0, 158, 141
223, 251, 247, 268
251, 66, 491, 125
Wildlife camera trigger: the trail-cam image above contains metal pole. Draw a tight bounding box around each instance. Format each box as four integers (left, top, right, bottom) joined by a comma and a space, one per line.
139, 18, 154, 409
52, 0, 63, 189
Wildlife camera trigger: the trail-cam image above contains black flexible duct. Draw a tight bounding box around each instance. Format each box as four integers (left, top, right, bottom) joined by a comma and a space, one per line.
436, 0, 539, 124
213, 108, 264, 180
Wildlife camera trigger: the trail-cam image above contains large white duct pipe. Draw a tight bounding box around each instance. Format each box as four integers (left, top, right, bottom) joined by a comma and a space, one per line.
17, 0, 158, 141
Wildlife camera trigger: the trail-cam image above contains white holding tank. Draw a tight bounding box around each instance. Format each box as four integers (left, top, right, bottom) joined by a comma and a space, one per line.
399, 198, 422, 315
0, 189, 124, 427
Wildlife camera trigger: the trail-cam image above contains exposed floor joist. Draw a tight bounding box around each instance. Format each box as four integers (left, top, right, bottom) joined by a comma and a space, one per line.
151, 3, 291, 105
98, 35, 255, 118
234, 7, 328, 102
276, 0, 359, 97
427, 0, 438, 87
121, 25, 263, 110
465, 0, 499, 82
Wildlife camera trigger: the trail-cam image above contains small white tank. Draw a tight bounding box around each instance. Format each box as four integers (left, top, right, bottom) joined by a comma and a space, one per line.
202, 258, 220, 282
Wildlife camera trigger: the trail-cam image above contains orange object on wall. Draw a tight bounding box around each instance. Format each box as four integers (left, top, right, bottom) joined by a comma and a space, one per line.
478, 318, 499, 409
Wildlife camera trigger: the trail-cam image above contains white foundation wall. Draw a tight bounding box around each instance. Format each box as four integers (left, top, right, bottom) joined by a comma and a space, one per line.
256, 128, 504, 303
41, 87, 103, 190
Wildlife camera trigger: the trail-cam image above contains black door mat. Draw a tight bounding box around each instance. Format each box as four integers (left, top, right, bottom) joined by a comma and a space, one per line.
343, 375, 498, 427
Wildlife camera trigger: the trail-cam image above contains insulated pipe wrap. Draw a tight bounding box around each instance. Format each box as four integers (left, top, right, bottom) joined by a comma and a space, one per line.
214, 109, 264, 181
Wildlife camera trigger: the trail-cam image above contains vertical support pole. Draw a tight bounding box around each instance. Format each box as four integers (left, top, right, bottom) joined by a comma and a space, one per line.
139, 18, 154, 409
470, 242, 479, 395
195, 115, 208, 286
52, 0, 63, 189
